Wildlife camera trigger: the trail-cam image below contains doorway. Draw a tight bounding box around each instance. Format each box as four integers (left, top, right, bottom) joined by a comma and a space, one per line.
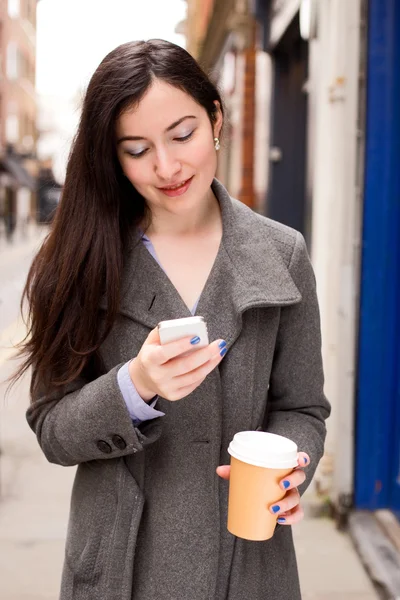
266, 13, 309, 242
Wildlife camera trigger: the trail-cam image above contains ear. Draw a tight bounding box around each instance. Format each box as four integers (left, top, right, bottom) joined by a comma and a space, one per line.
213, 100, 223, 138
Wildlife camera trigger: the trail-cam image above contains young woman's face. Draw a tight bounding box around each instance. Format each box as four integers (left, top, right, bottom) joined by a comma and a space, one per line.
116, 79, 222, 216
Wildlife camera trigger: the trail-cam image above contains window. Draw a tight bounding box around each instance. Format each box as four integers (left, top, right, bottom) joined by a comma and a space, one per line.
6, 42, 18, 79
0, 24, 3, 78
6, 114, 19, 143
8, 0, 20, 18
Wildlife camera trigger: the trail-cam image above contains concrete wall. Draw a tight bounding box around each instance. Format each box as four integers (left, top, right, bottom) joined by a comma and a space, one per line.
309, 0, 364, 509
253, 50, 272, 214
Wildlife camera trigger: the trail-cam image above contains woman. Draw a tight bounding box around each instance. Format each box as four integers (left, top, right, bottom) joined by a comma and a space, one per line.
17, 40, 330, 599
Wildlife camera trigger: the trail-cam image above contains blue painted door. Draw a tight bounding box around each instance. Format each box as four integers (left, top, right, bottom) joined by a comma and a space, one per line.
355, 0, 400, 515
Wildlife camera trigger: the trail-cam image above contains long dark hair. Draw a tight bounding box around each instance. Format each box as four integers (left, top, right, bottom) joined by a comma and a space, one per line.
13, 39, 224, 399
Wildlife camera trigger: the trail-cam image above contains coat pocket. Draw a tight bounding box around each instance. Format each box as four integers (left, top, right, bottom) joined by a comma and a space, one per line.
101, 458, 145, 598
63, 458, 145, 597
64, 461, 114, 584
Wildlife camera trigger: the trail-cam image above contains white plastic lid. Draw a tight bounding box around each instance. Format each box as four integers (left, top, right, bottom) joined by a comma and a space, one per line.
228, 431, 298, 469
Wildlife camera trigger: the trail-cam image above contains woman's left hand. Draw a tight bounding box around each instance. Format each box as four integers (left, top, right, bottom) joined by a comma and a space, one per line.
216, 452, 310, 526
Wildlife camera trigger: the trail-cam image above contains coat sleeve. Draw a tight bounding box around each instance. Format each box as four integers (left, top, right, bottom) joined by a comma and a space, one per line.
26, 364, 163, 467
263, 232, 331, 494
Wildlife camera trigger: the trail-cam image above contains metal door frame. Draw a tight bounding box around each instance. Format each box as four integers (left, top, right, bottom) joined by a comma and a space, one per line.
355, 0, 400, 512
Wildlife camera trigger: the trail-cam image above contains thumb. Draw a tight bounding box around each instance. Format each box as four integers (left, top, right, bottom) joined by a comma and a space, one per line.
145, 326, 161, 346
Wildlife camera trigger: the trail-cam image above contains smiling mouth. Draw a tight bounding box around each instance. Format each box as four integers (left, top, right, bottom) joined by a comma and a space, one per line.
159, 177, 192, 191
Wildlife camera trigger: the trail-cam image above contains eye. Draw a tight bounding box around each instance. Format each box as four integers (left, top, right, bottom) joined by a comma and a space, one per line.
175, 130, 195, 142
125, 149, 148, 159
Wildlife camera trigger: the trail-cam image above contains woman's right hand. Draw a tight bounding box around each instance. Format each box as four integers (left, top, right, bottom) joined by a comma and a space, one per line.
128, 327, 227, 402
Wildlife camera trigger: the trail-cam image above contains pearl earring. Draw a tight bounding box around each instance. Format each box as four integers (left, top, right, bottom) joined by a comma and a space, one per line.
214, 137, 221, 151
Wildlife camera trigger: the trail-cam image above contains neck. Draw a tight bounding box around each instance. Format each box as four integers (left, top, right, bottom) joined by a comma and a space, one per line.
146, 187, 221, 238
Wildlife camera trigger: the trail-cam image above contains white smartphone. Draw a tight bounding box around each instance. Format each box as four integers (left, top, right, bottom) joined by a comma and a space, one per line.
158, 316, 209, 349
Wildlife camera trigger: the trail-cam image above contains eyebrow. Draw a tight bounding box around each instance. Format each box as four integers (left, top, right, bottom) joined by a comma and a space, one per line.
117, 115, 197, 144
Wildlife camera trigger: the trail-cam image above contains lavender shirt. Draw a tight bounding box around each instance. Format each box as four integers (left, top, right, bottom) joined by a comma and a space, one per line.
117, 234, 199, 425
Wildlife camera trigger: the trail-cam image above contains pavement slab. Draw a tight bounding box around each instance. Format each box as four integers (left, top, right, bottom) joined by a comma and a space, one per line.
294, 515, 379, 599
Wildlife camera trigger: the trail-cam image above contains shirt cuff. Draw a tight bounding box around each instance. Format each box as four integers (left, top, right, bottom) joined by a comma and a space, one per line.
117, 361, 165, 425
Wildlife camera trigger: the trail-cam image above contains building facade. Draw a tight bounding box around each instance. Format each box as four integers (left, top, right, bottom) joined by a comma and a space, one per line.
185, 0, 259, 209
0, 0, 38, 241
186, 0, 400, 532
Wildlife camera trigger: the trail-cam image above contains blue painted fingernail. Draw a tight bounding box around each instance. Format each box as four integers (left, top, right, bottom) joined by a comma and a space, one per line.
271, 505, 280, 514
190, 336, 200, 345
220, 347, 227, 357
303, 457, 308, 464
282, 480, 290, 489
218, 340, 227, 349
278, 517, 286, 523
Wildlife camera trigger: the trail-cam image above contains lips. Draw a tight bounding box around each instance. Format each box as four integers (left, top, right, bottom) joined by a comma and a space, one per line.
159, 177, 191, 191
158, 176, 194, 197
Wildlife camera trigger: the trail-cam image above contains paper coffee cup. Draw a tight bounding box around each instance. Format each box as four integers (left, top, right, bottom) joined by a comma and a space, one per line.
227, 431, 298, 541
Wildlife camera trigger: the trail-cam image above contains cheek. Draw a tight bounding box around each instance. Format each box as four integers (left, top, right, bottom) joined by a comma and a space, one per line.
187, 138, 216, 170
120, 158, 149, 187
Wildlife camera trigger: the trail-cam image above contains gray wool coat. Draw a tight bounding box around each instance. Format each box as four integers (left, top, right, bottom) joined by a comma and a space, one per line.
27, 179, 330, 600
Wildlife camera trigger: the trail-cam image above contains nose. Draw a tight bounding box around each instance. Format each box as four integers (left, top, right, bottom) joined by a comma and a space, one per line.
154, 147, 181, 182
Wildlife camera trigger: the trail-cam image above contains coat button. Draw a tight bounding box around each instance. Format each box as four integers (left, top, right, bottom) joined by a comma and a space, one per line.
97, 440, 112, 454
112, 434, 127, 450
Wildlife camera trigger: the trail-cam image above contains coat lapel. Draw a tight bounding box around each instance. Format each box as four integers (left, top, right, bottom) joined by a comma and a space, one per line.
189, 179, 302, 348
111, 178, 302, 341
115, 233, 193, 328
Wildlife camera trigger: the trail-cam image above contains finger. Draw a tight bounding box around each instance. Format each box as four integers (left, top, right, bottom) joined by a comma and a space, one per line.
269, 488, 300, 516
279, 469, 306, 491
216, 466, 231, 480
167, 378, 206, 401
172, 339, 226, 377
297, 452, 310, 468
156, 335, 195, 363
277, 504, 304, 526
173, 351, 224, 389
157, 335, 226, 364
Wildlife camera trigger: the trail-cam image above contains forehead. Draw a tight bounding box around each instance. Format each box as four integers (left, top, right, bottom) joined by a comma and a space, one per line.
117, 80, 204, 135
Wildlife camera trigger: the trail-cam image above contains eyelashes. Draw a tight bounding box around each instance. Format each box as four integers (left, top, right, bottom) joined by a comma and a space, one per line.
175, 131, 194, 142
126, 149, 148, 159
125, 130, 196, 159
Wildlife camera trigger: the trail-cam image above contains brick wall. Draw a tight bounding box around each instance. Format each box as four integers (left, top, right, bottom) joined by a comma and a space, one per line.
0, 0, 37, 154
238, 21, 256, 209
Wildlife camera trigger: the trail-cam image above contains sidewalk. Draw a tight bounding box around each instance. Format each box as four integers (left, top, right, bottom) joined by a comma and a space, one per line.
294, 509, 379, 599
0, 224, 48, 336
0, 221, 46, 253
0, 369, 379, 599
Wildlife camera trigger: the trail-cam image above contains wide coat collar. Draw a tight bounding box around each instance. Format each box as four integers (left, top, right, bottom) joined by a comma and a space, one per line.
112, 179, 301, 346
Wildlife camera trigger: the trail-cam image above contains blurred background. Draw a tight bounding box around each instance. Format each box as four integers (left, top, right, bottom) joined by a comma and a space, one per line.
1, 0, 399, 598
